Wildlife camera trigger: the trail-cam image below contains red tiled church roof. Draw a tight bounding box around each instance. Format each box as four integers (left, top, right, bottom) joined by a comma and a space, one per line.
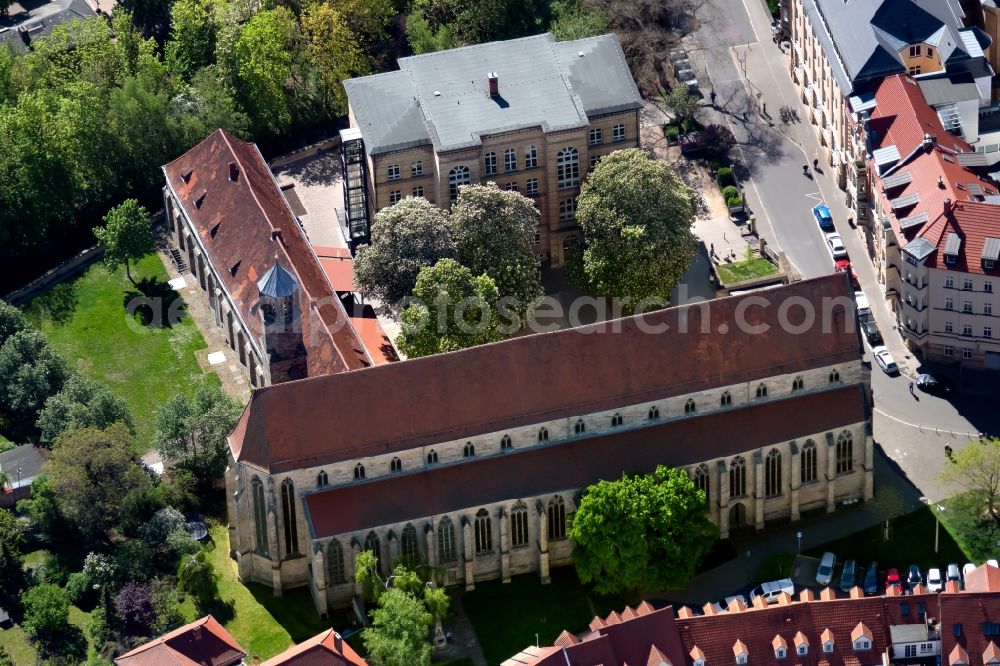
162, 129, 373, 378
114, 615, 245, 666
231, 273, 861, 473
305, 384, 866, 538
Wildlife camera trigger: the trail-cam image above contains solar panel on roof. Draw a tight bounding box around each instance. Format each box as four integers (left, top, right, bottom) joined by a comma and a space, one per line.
881, 171, 912, 190
898, 212, 929, 229
890, 193, 920, 210
944, 232, 962, 256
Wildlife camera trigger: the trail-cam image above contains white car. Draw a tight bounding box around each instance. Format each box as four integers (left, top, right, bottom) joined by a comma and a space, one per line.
927, 567, 943, 592
816, 552, 836, 586
964, 563, 977, 579
854, 290, 870, 319
989, 559, 999, 568
872, 345, 898, 375
826, 233, 848, 259
750, 579, 795, 604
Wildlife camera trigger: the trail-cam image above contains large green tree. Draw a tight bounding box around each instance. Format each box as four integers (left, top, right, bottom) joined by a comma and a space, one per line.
301, 2, 368, 115
569, 465, 718, 594
153, 383, 242, 480
0, 328, 69, 428
362, 588, 433, 666
660, 84, 700, 126
165, 0, 217, 79
94, 199, 155, 285
396, 259, 503, 358
0, 509, 26, 614
23, 583, 71, 641
450, 184, 542, 322
354, 197, 457, 307
576, 149, 697, 309
940, 437, 1000, 523
46, 423, 150, 541
228, 7, 297, 135
36, 374, 135, 444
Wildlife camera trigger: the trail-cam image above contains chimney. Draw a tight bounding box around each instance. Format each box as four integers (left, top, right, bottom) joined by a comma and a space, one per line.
938, 175, 945, 188
923, 133, 937, 150
271, 229, 281, 241
945, 197, 952, 214
229, 161, 239, 182
487, 72, 499, 97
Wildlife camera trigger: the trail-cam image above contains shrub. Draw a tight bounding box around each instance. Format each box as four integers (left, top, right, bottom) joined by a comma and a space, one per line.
722, 185, 739, 200
39, 552, 71, 586
727, 196, 744, 208
65, 572, 94, 607
113, 540, 155, 583
663, 124, 680, 142
140, 507, 186, 546
165, 529, 200, 558
716, 166, 735, 187
114, 582, 155, 638
23, 583, 70, 639
757, 553, 795, 581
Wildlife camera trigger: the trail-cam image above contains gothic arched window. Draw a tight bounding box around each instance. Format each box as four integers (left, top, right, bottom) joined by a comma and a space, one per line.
390, 457, 402, 473
401, 523, 419, 562
721, 391, 732, 406
354, 463, 365, 480
836, 430, 854, 474
251, 476, 267, 555
538, 427, 549, 442
317, 470, 329, 487
756, 383, 768, 399
327, 539, 346, 584
437, 517, 456, 563
427, 449, 438, 464
501, 435, 513, 451
574, 419, 586, 435
364, 531, 382, 573
280, 478, 298, 555
464, 442, 475, 457
511, 501, 529, 547
765, 448, 782, 497
685, 398, 697, 414
648, 406, 660, 420
548, 495, 566, 540
730, 456, 747, 497
475, 509, 492, 553
801, 440, 817, 483
694, 464, 710, 504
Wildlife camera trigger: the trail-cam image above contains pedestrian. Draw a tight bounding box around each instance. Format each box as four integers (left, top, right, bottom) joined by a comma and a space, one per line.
710, 242, 716, 256
802, 164, 809, 176
813, 156, 819, 170
908, 380, 914, 395
944, 444, 953, 458
710, 89, 717, 106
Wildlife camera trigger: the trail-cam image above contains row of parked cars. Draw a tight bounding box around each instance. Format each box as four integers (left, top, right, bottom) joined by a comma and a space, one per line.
816, 552, 994, 594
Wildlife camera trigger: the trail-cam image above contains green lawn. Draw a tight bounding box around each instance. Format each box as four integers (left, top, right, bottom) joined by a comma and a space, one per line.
803, 506, 967, 571
22, 253, 215, 449
203, 524, 298, 661
938, 493, 1000, 563
0, 625, 36, 665
716, 257, 779, 285
461, 567, 626, 666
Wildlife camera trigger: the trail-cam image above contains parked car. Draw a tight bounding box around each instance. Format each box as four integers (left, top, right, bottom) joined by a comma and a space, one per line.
826, 233, 848, 259
839, 559, 858, 592
989, 559, 999, 568
886, 567, 902, 592
669, 49, 689, 64
927, 567, 943, 592
872, 346, 899, 375
863, 561, 879, 595
817, 552, 837, 586
854, 290, 870, 320
836, 258, 860, 289
725, 594, 747, 608
907, 565, 924, 588
861, 318, 882, 345
947, 563, 962, 588
917, 374, 953, 395
813, 203, 835, 231
672, 58, 693, 73
750, 579, 795, 604
676, 69, 699, 90
964, 563, 977, 579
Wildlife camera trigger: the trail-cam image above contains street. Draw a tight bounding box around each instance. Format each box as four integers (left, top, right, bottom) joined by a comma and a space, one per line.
676, 0, 1000, 511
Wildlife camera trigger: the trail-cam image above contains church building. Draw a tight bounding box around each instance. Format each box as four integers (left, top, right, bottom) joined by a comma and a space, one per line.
224, 273, 873, 616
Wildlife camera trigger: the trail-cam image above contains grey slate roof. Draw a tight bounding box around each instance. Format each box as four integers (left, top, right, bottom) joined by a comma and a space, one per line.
918, 73, 981, 106
0, 0, 97, 54
802, 0, 969, 94
344, 33, 642, 156
257, 263, 299, 298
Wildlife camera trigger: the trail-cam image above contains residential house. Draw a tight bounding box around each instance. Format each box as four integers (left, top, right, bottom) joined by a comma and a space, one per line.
260, 628, 366, 666
341, 32, 643, 266
114, 615, 246, 666
223, 274, 873, 615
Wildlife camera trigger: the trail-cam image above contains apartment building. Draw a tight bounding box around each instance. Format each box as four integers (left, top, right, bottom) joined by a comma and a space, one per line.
788, 0, 993, 224
341, 33, 643, 267
865, 74, 1000, 369
505, 564, 1000, 666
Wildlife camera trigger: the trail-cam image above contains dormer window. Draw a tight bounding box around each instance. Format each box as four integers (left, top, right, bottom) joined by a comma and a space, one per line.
946, 254, 957, 265
824, 642, 834, 654
736, 654, 747, 665
775, 647, 786, 659
797, 645, 808, 656
694, 661, 704, 666
854, 639, 870, 651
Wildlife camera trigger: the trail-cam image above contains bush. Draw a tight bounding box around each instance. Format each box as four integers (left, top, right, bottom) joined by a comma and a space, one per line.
66, 572, 95, 608
722, 185, 739, 200
663, 124, 680, 142
113, 540, 155, 583
23, 583, 70, 639
140, 507, 186, 546
114, 582, 155, 638
39, 552, 71, 587
727, 196, 744, 208
757, 553, 795, 581
165, 529, 200, 558
716, 166, 735, 187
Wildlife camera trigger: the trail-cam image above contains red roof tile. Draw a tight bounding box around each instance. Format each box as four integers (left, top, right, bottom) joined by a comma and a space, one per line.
940, 592, 1000, 666
317, 255, 356, 294
258, 628, 365, 666
646, 645, 671, 666
231, 273, 862, 473
950, 644, 970, 665
115, 615, 245, 666
870, 75, 970, 157
305, 385, 866, 537
163, 130, 372, 378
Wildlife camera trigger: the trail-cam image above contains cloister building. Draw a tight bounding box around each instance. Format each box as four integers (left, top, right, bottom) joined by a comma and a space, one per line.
224, 274, 873, 616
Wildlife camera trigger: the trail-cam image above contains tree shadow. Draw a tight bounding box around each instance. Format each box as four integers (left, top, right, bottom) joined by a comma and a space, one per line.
122, 277, 186, 329
279, 152, 343, 187
23, 282, 79, 326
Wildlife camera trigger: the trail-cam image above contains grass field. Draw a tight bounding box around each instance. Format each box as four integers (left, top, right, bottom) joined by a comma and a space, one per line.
803, 506, 967, 572
716, 257, 779, 285
22, 253, 215, 449
461, 567, 626, 666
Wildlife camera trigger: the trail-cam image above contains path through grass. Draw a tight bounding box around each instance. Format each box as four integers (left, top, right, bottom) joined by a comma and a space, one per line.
23, 254, 215, 449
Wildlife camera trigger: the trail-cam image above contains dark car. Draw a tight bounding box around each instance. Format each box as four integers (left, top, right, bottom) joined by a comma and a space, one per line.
839, 559, 858, 592
863, 561, 879, 595
907, 564, 923, 588
917, 374, 954, 396
861, 318, 882, 345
